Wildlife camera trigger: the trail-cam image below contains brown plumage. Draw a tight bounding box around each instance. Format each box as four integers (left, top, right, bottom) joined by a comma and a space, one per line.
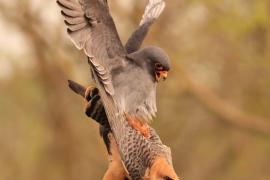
68, 80, 179, 180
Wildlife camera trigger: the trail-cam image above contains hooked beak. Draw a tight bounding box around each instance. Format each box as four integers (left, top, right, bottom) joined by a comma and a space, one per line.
155, 70, 168, 82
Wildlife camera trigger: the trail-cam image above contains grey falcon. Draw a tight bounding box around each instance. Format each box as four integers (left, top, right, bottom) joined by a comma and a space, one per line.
57, 0, 170, 138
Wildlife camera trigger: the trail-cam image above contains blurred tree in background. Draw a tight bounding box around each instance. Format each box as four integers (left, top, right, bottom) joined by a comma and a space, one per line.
0, 0, 270, 180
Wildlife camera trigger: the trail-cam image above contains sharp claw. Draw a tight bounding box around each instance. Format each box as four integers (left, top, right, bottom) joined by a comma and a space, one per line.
84, 94, 101, 117
85, 88, 93, 101
84, 101, 92, 117
91, 87, 99, 97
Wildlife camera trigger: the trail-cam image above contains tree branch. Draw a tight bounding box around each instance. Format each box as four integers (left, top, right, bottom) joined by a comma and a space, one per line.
180, 67, 270, 135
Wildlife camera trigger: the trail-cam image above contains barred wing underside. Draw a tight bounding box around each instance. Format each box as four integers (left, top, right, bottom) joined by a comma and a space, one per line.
57, 0, 126, 95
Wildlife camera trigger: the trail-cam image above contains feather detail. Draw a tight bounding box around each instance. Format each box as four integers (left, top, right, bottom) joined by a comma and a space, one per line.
125, 0, 165, 53
140, 0, 165, 26
65, 21, 87, 32
57, 0, 126, 96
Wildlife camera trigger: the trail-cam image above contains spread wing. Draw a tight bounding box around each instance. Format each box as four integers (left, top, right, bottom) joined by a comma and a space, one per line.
57, 0, 130, 154
57, 0, 126, 95
125, 0, 165, 53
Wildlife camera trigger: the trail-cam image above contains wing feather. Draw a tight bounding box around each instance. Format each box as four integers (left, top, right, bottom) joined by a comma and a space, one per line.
125, 0, 165, 53
57, 0, 126, 95
57, 0, 82, 10
63, 16, 86, 25
64, 21, 87, 31
140, 0, 165, 26
60, 8, 84, 17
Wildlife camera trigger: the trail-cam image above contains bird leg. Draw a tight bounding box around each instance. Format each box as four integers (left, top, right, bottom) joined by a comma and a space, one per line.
124, 113, 150, 138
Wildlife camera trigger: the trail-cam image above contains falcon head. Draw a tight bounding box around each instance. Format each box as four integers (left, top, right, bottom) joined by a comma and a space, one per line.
127, 46, 171, 82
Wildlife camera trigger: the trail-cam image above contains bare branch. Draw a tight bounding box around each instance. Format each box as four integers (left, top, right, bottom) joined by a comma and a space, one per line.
179, 67, 270, 135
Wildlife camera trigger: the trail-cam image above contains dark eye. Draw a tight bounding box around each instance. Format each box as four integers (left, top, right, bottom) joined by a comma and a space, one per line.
155, 63, 163, 70
163, 176, 174, 180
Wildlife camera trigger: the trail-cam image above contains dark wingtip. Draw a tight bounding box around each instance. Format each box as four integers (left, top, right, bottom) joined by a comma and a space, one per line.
67, 80, 86, 98
56, 0, 65, 10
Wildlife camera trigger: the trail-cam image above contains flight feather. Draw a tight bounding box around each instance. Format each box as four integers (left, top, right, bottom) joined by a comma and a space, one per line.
57, 0, 126, 95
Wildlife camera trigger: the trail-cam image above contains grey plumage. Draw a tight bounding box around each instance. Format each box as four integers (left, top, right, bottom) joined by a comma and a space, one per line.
125, 21, 152, 54
57, 0, 170, 123
125, 0, 165, 53
127, 46, 171, 71
58, 0, 125, 95
113, 46, 171, 122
